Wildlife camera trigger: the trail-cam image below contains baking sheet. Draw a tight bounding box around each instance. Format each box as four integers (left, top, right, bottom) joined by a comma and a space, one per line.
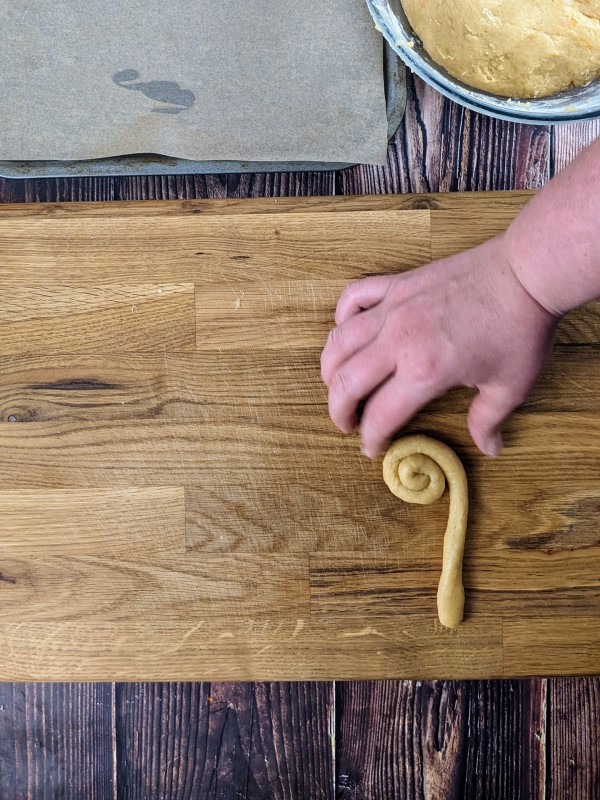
1, 48, 406, 179
0, 45, 406, 178
0, 0, 389, 165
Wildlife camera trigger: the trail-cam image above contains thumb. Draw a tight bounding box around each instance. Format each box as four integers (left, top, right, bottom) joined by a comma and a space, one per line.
467, 386, 522, 457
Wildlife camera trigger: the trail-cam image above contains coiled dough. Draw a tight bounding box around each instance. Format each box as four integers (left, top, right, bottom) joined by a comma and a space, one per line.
383, 435, 469, 629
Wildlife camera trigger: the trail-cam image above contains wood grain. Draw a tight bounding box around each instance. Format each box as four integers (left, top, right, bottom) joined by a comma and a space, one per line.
0, 682, 114, 800
429, 193, 528, 259
195, 281, 347, 351
504, 619, 600, 676
116, 682, 334, 800
0, 284, 195, 355
0, 170, 337, 205
186, 460, 600, 560
1, 409, 598, 484
0, 352, 326, 424
551, 121, 600, 174
341, 75, 550, 195
196, 284, 598, 349
2, 197, 599, 347
0, 194, 453, 215
1, 194, 600, 681
1, 346, 598, 426
0, 488, 185, 556
1, 85, 599, 800
0, 555, 309, 623
0, 204, 431, 284
0, 616, 502, 681
548, 678, 600, 800
0, 680, 336, 800
336, 679, 547, 799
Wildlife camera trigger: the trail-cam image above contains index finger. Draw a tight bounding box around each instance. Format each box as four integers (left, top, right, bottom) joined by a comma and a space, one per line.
360, 375, 444, 459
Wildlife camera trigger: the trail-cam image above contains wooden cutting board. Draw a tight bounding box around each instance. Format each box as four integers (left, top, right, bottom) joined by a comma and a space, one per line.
1, 192, 599, 682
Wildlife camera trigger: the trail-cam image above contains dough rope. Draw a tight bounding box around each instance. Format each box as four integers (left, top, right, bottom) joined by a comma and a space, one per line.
383, 435, 468, 629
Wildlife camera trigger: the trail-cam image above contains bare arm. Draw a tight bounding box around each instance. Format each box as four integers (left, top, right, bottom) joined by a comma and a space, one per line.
507, 135, 600, 315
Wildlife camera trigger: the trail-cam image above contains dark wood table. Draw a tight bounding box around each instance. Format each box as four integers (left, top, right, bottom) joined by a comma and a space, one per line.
1, 75, 599, 800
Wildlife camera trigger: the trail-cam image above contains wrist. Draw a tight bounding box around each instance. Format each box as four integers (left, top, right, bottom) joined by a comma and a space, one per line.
496, 228, 563, 318
501, 217, 567, 318
502, 158, 600, 316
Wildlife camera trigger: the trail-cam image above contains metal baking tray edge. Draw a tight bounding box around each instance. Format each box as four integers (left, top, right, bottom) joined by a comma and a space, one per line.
0, 44, 406, 179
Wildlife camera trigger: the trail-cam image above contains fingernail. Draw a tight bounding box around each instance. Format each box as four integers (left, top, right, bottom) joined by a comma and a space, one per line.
485, 433, 503, 458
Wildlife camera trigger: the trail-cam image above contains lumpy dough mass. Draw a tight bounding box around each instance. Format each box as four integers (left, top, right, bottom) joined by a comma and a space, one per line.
401, 0, 600, 98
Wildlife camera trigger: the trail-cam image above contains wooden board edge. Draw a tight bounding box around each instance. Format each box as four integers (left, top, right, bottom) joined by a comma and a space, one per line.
0, 191, 536, 219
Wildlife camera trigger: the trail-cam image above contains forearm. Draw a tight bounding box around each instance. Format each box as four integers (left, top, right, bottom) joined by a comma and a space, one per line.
504, 136, 600, 316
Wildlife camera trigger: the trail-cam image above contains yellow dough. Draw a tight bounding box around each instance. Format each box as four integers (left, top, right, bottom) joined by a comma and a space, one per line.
401, 0, 600, 98
383, 435, 468, 629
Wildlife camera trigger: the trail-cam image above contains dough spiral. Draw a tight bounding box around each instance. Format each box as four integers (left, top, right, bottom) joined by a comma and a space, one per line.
383, 435, 468, 629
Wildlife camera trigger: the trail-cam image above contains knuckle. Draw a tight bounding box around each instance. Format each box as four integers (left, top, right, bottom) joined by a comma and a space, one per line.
345, 280, 360, 295
327, 326, 344, 350
338, 281, 360, 309
409, 352, 439, 386
393, 340, 441, 388
332, 366, 356, 399
383, 307, 410, 341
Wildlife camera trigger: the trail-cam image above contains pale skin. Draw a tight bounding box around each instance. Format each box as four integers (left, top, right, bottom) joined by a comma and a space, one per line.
321, 136, 600, 459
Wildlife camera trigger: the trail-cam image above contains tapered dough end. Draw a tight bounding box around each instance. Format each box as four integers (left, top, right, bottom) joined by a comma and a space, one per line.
437, 583, 465, 630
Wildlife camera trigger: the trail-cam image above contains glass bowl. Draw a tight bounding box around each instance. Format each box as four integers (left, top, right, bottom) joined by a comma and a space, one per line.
366, 0, 600, 125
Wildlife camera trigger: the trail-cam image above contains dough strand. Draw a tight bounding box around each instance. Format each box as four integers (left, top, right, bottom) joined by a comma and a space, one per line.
383, 435, 469, 629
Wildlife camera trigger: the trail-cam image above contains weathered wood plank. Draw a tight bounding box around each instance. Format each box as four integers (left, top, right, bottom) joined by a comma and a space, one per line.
0, 170, 337, 206
548, 678, 600, 800
551, 122, 600, 176
340, 75, 550, 195
115, 682, 335, 800
0, 682, 114, 800
336, 679, 547, 800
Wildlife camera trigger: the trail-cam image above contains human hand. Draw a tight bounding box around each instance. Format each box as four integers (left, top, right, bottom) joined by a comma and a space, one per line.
321, 235, 559, 458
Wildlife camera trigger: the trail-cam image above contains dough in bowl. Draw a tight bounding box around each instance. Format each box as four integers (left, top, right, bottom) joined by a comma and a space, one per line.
401, 0, 600, 98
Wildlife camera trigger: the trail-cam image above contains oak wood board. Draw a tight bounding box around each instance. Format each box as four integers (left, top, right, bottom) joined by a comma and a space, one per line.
1, 192, 599, 681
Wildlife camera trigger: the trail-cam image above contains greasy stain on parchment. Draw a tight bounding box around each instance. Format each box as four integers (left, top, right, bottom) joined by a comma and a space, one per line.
113, 69, 195, 114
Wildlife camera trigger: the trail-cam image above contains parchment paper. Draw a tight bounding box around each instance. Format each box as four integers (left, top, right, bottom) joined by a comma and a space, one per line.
0, 0, 388, 164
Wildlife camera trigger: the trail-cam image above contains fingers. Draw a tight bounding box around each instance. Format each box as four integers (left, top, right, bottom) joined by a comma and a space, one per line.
327, 343, 395, 434
467, 384, 527, 457
321, 311, 379, 386
359, 375, 441, 459
335, 276, 391, 326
